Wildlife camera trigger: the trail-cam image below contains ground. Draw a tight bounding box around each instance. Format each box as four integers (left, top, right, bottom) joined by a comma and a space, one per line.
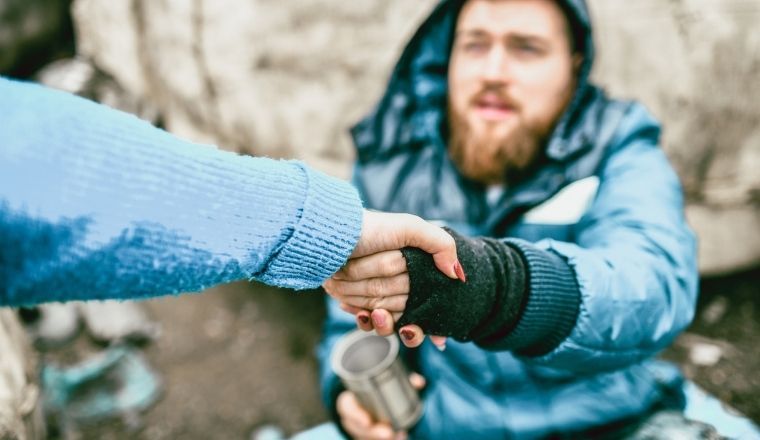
44, 268, 759, 439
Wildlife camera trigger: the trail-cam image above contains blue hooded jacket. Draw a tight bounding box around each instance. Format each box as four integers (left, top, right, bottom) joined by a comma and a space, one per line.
319, 0, 699, 437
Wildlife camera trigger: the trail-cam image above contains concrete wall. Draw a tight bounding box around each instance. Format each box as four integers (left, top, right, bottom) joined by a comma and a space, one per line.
71, 0, 760, 275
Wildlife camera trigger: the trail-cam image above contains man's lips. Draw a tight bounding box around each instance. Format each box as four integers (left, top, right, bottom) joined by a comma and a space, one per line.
472, 95, 516, 121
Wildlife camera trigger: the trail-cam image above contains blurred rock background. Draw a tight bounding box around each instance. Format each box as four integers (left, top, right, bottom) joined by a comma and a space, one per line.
2, 0, 759, 438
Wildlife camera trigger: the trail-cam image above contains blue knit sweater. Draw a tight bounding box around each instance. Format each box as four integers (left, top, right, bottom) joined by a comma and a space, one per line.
0, 77, 363, 307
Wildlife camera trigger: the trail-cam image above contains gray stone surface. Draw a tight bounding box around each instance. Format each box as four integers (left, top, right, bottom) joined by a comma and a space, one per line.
72, 0, 436, 178
0, 310, 45, 440
70, 0, 759, 275
589, 0, 760, 275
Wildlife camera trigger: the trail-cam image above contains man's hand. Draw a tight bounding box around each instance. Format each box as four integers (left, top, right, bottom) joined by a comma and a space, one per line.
336, 373, 425, 440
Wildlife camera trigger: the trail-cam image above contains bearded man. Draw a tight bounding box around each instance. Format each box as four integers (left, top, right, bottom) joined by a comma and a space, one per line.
319, 1, 760, 439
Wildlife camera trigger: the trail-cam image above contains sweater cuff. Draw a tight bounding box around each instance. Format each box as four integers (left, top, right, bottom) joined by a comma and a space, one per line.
495, 239, 581, 356
257, 163, 363, 290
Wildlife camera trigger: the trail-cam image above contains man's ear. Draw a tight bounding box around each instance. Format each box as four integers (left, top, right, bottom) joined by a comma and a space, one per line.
572, 53, 584, 74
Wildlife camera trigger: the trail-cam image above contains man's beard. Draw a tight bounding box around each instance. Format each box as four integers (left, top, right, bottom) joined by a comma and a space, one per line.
448, 107, 546, 186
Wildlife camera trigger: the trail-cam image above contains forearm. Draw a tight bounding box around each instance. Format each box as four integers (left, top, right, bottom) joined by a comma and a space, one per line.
0, 77, 363, 306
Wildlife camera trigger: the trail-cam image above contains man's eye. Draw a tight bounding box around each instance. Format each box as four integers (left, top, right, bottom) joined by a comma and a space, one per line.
462, 42, 488, 53
515, 43, 541, 55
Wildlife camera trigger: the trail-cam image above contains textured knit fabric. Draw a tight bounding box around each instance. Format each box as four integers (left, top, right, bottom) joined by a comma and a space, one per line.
0, 77, 363, 307
319, 0, 701, 438
397, 228, 532, 344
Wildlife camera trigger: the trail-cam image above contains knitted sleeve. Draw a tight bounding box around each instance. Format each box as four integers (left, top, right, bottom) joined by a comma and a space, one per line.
0, 77, 363, 306
397, 228, 580, 355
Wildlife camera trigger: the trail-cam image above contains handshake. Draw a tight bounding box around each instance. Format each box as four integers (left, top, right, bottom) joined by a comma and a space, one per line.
323, 210, 466, 350
326, 209, 530, 353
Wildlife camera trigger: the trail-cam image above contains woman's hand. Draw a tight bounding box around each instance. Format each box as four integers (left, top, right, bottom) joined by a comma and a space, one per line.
326, 212, 463, 349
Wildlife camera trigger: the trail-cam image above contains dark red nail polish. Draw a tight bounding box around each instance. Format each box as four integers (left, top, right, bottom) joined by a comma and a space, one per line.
400, 329, 415, 341
358, 314, 370, 325
454, 261, 467, 283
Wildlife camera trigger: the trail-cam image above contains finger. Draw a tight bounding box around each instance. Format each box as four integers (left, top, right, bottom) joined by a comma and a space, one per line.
325, 273, 410, 299
364, 423, 395, 440
322, 278, 341, 298
338, 303, 375, 331
337, 392, 372, 430
398, 325, 425, 348
339, 302, 365, 315
409, 372, 426, 390
394, 432, 408, 440
356, 310, 373, 331
429, 335, 448, 351
343, 418, 376, 440
399, 325, 446, 351
334, 250, 407, 281
371, 309, 394, 336
343, 418, 373, 440
341, 294, 409, 312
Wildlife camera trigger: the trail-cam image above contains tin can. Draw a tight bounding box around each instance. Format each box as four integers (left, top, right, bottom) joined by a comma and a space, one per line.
331, 330, 423, 430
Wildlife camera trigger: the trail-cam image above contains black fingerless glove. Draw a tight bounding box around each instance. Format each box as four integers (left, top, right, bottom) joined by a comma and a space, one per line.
396, 228, 529, 344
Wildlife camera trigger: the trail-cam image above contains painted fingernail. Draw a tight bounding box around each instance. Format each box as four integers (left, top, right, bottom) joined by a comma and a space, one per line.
358, 314, 370, 325
453, 261, 467, 283
400, 329, 415, 341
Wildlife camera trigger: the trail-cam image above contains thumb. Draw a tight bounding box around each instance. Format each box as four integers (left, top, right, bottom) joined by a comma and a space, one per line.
400, 216, 461, 281
355, 211, 462, 281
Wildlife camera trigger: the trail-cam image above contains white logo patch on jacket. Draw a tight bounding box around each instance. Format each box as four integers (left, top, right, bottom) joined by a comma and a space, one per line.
522, 176, 600, 225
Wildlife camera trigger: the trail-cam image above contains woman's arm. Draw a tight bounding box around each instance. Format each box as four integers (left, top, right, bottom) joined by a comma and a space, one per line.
0, 77, 363, 306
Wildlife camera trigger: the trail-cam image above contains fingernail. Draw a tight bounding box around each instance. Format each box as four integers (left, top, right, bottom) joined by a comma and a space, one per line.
435, 342, 447, 352
372, 313, 386, 328
358, 314, 370, 325
453, 261, 467, 283
400, 329, 415, 341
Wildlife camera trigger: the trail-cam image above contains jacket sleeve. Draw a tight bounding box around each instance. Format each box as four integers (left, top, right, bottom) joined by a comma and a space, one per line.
511, 105, 698, 374
0, 77, 363, 306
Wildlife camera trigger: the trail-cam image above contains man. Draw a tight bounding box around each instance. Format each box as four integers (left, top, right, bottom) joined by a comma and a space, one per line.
320, 1, 759, 438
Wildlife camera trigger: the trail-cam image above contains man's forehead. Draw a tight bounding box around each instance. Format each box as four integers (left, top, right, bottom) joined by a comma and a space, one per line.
455, 0, 567, 40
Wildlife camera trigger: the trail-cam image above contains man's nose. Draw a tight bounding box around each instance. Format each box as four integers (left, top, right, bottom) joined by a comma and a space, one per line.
482, 47, 510, 83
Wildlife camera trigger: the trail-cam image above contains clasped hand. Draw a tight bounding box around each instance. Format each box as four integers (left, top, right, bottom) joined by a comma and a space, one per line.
323, 210, 459, 349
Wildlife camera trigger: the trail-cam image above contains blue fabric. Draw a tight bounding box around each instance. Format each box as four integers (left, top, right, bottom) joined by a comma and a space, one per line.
291, 399, 760, 440
319, 0, 701, 438
0, 77, 363, 306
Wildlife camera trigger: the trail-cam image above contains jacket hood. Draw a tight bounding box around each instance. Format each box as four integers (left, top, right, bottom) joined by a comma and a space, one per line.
351, 0, 597, 164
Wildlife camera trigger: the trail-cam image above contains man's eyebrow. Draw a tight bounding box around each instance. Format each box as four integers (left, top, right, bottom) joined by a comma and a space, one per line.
455, 29, 491, 39
508, 33, 548, 46
455, 29, 548, 45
